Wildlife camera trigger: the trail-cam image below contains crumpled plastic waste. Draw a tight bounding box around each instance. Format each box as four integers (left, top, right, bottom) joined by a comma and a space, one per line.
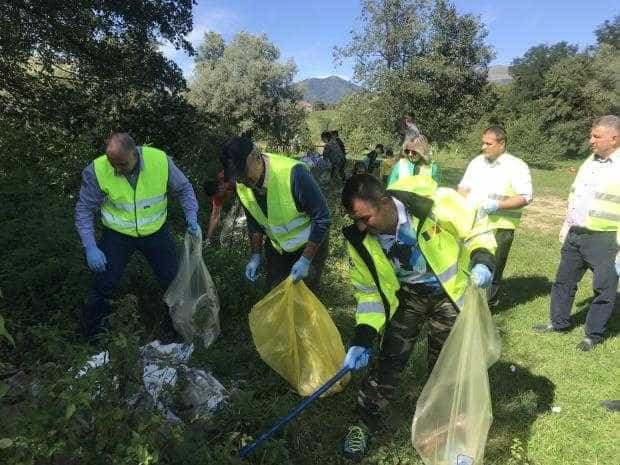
78, 340, 226, 423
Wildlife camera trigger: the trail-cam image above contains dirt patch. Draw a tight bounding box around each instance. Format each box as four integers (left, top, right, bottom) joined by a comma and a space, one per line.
521, 195, 567, 233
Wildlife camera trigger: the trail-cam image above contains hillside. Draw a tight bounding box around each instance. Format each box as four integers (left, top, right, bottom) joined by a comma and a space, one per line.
296, 75, 360, 104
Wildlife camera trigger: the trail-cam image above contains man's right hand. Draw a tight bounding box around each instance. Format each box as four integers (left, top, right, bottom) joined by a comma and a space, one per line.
245, 253, 261, 283
343, 346, 371, 371
85, 246, 107, 273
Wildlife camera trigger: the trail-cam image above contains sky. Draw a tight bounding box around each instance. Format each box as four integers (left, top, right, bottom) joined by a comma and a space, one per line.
160, 0, 619, 82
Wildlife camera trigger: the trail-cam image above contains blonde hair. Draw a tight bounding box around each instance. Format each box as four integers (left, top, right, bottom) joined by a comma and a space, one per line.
402, 134, 430, 163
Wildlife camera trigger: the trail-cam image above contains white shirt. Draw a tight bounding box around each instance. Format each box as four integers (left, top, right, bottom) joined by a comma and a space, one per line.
565, 148, 620, 228
459, 152, 533, 207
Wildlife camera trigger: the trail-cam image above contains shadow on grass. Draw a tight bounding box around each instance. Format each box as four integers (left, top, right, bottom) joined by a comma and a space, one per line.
493, 275, 553, 314
571, 293, 620, 338
486, 362, 555, 464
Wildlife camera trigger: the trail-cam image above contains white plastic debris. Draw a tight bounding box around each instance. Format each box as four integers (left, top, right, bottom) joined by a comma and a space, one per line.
77, 340, 226, 422
551, 406, 562, 413
509, 364, 516, 372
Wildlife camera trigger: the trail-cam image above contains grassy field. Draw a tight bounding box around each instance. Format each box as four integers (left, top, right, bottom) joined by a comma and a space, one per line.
193, 155, 619, 465
1, 152, 617, 465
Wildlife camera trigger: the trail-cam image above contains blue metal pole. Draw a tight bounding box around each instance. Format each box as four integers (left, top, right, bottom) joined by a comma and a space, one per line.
239, 366, 351, 459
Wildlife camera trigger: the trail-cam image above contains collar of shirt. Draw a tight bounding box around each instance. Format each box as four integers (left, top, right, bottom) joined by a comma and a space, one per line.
594, 147, 619, 163
378, 197, 416, 246
483, 151, 507, 167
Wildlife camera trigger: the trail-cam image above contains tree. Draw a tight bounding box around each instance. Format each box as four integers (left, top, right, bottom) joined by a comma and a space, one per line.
188, 31, 305, 147
509, 42, 579, 99
334, 0, 493, 143
594, 14, 620, 49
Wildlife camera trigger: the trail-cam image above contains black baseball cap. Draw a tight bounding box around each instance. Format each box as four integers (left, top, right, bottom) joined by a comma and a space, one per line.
220, 136, 254, 181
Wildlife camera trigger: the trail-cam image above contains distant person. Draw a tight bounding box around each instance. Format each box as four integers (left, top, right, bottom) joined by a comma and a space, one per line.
364, 144, 384, 175
203, 170, 235, 245
351, 160, 368, 177
399, 114, 420, 144
533, 115, 620, 352
380, 147, 396, 185
300, 149, 331, 191
321, 131, 345, 183
331, 130, 346, 158
387, 146, 414, 186
458, 125, 532, 307
389, 134, 441, 185
75, 133, 200, 340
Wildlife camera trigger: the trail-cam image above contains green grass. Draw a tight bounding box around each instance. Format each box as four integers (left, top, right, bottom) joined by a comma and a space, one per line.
1, 155, 617, 465
193, 157, 618, 465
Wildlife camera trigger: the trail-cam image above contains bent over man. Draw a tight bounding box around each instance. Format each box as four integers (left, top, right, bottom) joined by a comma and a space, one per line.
75, 133, 200, 340
339, 174, 496, 460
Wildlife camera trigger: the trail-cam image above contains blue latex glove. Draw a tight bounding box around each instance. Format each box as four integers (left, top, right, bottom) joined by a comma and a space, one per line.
343, 346, 371, 371
245, 253, 261, 283
470, 264, 492, 288
290, 256, 311, 282
85, 246, 107, 273
187, 219, 201, 239
480, 198, 499, 214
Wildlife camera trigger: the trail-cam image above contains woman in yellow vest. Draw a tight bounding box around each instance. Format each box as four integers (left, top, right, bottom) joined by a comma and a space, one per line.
338, 174, 496, 460
220, 136, 331, 292
75, 133, 200, 340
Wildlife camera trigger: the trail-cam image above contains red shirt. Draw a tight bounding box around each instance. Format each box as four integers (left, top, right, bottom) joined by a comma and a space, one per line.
212, 170, 234, 209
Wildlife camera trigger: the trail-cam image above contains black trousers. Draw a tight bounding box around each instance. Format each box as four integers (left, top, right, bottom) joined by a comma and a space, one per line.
84, 224, 178, 339
264, 235, 329, 293
357, 283, 458, 417
550, 228, 618, 342
488, 228, 515, 303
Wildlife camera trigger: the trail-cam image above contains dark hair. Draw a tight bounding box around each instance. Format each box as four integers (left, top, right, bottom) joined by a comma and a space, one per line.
320, 131, 331, 140
220, 135, 254, 180
484, 125, 507, 145
385, 147, 394, 156
375, 144, 384, 150
203, 179, 218, 197
352, 161, 367, 173
341, 174, 385, 211
331, 130, 339, 136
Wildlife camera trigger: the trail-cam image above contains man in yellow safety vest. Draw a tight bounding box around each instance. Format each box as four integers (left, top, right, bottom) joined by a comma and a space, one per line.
338, 173, 496, 460
533, 115, 620, 352
219, 136, 331, 292
75, 133, 200, 340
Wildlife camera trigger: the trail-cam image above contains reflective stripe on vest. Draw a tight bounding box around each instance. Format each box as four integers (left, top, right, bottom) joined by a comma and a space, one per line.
94, 147, 168, 237
236, 154, 311, 253
572, 155, 620, 233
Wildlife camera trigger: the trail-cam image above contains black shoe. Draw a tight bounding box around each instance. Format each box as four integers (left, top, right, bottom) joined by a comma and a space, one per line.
577, 337, 599, 352
531, 323, 569, 333
488, 298, 499, 308
600, 400, 620, 412
342, 424, 370, 462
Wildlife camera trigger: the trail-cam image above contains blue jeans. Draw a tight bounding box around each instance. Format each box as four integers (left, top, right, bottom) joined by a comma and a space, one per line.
84, 224, 178, 339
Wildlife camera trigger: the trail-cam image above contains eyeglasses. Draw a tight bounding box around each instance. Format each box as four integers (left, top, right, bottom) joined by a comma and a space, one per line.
403, 149, 418, 155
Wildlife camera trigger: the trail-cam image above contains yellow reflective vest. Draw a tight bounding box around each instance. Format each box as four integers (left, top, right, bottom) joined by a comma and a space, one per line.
94, 146, 168, 237
570, 154, 620, 244
237, 154, 311, 253
344, 175, 496, 341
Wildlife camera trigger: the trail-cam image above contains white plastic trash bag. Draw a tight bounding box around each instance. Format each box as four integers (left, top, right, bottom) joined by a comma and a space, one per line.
165, 231, 220, 349
411, 287, 501, 465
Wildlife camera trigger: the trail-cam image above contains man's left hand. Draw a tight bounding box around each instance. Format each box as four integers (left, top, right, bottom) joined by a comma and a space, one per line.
290, 256, 311, 282
187, 219, 201, 239
480, 199, 499, 214
471, 264, 492, 288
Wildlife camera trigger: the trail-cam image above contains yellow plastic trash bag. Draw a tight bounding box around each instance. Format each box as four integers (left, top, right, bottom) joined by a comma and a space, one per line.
411, 287, 501, 465
249, 277, 349, 396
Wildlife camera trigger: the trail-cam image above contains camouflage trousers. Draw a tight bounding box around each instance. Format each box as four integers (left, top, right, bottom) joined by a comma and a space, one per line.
357, 283, 458, 420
